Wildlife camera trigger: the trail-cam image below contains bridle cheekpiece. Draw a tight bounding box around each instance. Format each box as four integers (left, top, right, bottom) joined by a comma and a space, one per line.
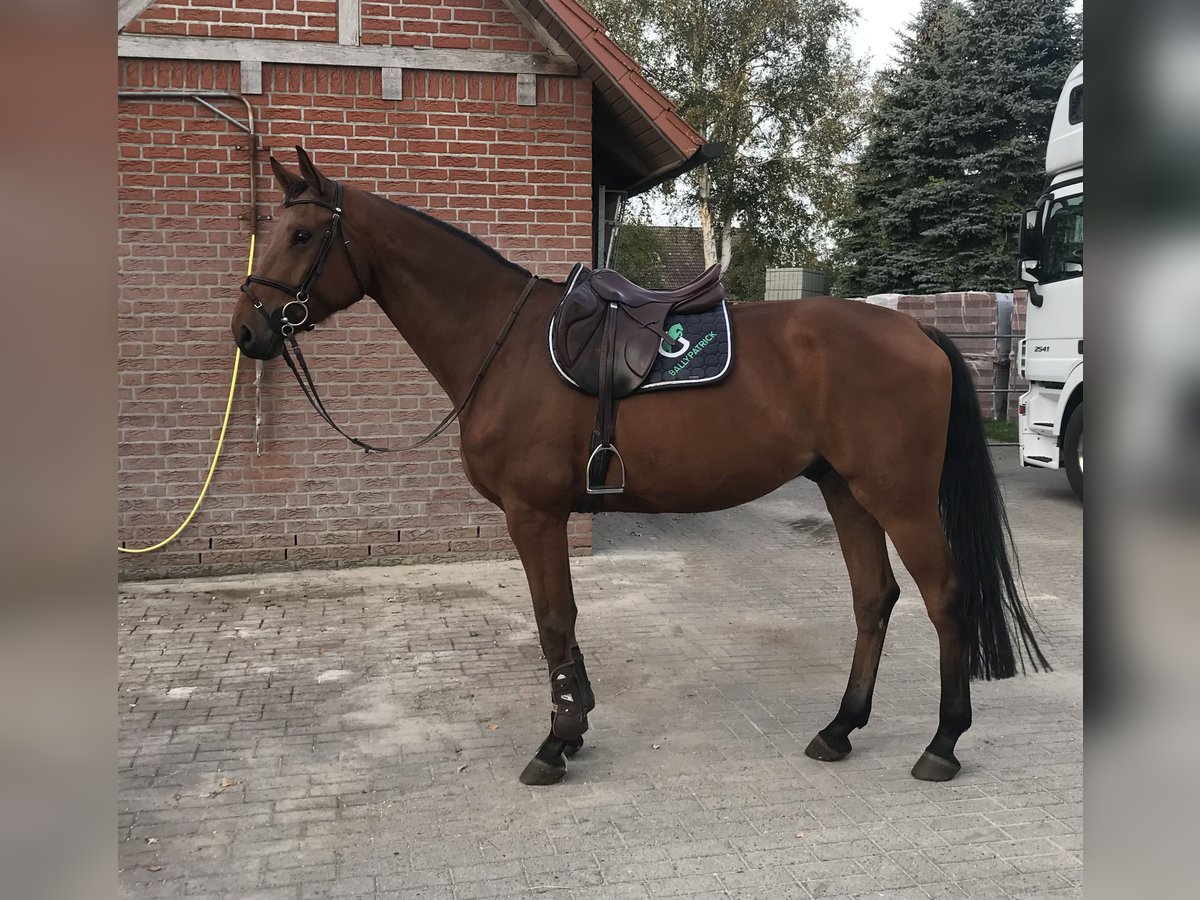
240, 180, 367, 337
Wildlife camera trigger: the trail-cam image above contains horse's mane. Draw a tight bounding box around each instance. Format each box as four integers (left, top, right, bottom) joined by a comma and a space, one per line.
289, 179, 567, 284
372, 190, 542, 281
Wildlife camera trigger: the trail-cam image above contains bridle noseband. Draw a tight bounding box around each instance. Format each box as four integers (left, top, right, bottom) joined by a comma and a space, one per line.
240, 180, 367, 337
240, 177, 539, 454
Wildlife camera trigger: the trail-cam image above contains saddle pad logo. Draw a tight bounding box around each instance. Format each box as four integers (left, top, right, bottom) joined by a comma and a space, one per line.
640, 302, 732, 392
658, 323, 691, 359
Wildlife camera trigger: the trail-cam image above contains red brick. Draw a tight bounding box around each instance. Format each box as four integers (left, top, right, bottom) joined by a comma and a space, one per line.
118, 50, 594, 579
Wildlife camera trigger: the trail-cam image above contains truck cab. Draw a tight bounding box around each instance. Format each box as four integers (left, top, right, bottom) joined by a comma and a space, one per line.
1017, 61, 1084, 500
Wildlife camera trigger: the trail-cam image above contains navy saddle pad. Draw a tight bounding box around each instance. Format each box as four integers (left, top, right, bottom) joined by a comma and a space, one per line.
549, 301, 733, 394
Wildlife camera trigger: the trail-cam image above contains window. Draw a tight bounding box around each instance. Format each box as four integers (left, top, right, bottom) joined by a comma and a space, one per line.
1042, 195, 1083, 283
1068, 85, 1083, 125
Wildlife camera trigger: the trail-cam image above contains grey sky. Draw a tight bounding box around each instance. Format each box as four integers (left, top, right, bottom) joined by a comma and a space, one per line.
848, 0, 922, 72
849, 0, 1084, 72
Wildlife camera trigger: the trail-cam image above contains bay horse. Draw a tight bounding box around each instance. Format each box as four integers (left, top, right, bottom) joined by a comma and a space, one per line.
232, 148, 1048, 786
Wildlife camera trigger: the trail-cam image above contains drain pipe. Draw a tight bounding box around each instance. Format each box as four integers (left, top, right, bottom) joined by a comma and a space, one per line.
118, 90, 268, 454
995, 292, 1014, 421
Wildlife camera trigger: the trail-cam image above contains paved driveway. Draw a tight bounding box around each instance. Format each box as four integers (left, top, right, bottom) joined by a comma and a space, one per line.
119, 448, 1082, 899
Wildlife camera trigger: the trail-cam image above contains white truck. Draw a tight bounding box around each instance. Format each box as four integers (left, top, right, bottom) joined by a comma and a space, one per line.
1017, 61, 1084, 501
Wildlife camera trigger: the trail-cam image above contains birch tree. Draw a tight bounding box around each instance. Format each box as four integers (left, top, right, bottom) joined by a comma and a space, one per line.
585, 0, 866, 271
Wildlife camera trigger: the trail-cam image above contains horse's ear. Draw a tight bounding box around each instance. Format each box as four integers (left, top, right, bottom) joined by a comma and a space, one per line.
294, 145, 330, 197
270, 156, 302, 194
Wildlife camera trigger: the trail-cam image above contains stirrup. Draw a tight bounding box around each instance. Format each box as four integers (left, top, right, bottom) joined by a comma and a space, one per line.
586, 443, 626, 495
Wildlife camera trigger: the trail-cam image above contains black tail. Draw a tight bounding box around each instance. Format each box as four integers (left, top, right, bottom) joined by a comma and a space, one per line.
924, 326, 1050, 680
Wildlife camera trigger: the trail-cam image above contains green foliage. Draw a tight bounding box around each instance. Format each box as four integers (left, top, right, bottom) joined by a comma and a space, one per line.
610, 222, 666, 287
722, 238, 772, 302
983, 419, 1018, 443
583, 0, 868, 271
836, 0, 1080, 296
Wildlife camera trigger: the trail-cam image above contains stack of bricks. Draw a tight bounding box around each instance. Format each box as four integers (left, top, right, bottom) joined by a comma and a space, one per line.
118, 49, 593, 579
855, 292, 1025, 421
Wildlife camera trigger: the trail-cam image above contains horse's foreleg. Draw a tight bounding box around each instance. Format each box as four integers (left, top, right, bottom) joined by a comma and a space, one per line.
504, 503, 593, 785
805, 471, 900, 762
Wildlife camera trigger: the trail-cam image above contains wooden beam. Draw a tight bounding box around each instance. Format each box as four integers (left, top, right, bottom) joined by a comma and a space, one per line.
337, 0, 361, 47
382, 67, 403, 101
117, 0, 158, 32
516, 73, 537, 106
117, 34, 578, 77
240, 59, 263, 95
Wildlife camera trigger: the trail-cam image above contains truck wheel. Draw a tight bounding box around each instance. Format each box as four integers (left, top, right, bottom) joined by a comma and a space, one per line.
1064, 403, 1083, 502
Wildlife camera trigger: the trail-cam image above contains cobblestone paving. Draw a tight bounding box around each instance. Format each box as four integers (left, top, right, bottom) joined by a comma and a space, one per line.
119, 449, 1082, 899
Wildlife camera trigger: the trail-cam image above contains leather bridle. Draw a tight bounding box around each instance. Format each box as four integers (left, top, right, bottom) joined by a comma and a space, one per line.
241, 180, 367, 337
240, 178, 539, 454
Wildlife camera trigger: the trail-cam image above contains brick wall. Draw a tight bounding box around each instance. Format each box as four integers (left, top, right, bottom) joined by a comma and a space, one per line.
124, 0, 342, 41
123, 0, 549, 49
361, 0, 546, 51
117, 57, 593, 579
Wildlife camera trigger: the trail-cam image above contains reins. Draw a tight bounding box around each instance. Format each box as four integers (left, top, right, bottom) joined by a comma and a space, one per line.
241, 179, 540, 453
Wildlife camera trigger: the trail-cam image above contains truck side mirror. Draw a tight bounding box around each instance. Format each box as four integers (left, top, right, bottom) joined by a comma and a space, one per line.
1018, 206, 1042, 283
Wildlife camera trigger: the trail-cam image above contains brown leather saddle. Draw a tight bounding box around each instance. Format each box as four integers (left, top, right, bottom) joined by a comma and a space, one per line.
549, 263, 726, 502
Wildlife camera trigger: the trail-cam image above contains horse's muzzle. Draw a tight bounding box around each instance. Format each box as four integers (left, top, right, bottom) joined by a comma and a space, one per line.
233, 322, 283, 360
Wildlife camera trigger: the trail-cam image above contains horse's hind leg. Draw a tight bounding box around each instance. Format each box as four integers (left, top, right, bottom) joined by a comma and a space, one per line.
880, 509, 971, 781
805, 470, 900, 762
503, 502, 595, 786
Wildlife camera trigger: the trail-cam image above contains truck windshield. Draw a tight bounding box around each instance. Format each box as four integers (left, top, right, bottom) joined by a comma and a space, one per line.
1042, 195, 1083, 283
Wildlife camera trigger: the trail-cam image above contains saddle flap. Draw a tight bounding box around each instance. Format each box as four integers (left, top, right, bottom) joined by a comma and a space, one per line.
552, 266, 599, 369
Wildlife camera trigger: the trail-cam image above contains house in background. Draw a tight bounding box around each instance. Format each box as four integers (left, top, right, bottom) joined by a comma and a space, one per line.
117, 0, 721, 578
610, 225, 751, 294
631, 226, 711, 289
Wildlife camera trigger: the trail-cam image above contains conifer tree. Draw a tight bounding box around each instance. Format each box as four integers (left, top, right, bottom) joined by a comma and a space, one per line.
837, 0, 1079, 295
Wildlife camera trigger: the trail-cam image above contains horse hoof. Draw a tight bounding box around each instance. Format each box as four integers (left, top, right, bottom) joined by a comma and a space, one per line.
805, 732, 851, 761
519, 754, 567, 786
563, 737, 584, 759
911, 750, 961, 782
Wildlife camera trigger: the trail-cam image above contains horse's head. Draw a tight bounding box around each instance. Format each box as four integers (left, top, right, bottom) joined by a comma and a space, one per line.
232, 147, 368, 359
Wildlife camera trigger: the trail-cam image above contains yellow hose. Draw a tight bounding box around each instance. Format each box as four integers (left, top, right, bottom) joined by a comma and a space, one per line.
118, 235, 255, 554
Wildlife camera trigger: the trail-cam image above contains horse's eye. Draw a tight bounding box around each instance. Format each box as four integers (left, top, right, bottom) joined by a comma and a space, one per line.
292, 230, 312, 245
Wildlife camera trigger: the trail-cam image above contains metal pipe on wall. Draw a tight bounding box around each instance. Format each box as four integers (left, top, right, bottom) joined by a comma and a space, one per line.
118, 90, 268, 454
116, 91, 259, 228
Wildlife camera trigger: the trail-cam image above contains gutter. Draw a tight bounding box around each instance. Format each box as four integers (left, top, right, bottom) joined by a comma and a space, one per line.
624, 141, 727, 197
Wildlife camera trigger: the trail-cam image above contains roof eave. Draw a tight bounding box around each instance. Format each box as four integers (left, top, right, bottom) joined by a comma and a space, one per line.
515, 0, 709, 188
623, 141, 727, 197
